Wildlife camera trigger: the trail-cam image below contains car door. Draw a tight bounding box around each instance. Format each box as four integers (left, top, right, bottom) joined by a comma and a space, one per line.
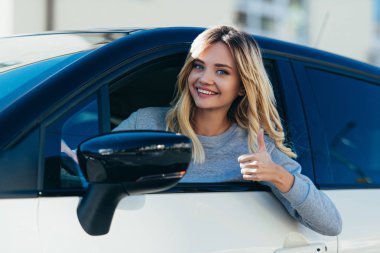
292, 60, 380, 252
0, 51, 90, 253
37, 47, 338, 253
0, 128, 40, 253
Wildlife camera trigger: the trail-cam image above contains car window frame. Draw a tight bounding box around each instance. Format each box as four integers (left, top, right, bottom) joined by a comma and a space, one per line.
262, 53, 315, 182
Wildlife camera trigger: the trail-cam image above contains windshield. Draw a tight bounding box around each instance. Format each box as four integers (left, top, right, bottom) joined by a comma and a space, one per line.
0, 52, 88, 110
0, 32, 127, 73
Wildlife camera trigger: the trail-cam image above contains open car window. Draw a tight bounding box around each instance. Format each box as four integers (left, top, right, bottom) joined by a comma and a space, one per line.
108, 53, 287, 190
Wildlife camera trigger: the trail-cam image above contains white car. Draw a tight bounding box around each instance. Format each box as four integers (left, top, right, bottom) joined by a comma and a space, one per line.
0, 27, 379, 253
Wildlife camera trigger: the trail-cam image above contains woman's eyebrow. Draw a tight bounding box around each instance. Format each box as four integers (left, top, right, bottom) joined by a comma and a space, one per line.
215, 63, 232, 69
194, 59, 232, 69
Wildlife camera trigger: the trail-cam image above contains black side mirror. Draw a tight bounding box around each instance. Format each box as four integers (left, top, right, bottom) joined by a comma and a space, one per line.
76, 131, 192, 236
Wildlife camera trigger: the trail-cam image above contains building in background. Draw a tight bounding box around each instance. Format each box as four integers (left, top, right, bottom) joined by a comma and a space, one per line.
235, 0, 308, 44
0, 0, 49, 36
1, 0, 379, 66
308, 0, 374, 65
0, 0, 236, 35
369, 0, 380, 66
236, 0, 379, 66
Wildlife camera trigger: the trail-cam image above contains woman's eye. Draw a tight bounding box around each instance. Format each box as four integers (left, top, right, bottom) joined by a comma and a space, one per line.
193, 63, 204, 70
216, 69, 228, 75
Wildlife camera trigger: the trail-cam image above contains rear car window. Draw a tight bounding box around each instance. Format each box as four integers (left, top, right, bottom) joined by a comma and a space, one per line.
307, 68, 380, 187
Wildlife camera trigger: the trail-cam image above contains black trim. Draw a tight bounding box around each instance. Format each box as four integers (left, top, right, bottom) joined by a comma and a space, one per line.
0, 190, 38, 198
39, 182, 271, 197
319, 184, 380, 190
37, 123, 46, 191
31, 181, 380, 197
98, 86, 110, 133
167, 182, 271, 193
39, 188, 85, 197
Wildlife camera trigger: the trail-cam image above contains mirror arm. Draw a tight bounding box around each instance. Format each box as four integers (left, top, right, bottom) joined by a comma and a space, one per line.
77, 183, 128, 236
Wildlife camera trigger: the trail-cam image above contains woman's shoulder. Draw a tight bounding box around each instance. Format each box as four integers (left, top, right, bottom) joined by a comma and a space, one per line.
114, 107, 169, 131
135, 107, 170, 118
135, 107, 169, 130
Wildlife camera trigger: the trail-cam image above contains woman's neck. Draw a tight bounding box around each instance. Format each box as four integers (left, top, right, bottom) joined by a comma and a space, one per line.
192, 108, 231, 136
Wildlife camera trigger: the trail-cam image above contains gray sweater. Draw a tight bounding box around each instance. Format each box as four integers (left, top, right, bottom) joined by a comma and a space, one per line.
113, 107, 342, 236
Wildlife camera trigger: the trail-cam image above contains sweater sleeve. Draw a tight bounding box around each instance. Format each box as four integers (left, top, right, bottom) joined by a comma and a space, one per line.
112, 110, 138, 131
112, 107, 169, 132
268, 145, 342, 236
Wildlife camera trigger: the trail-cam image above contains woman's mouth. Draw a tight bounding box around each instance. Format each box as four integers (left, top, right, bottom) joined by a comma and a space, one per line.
196, 87, 219, 96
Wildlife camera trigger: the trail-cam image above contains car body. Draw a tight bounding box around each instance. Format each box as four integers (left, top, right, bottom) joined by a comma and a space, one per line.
0, 27, 380, 253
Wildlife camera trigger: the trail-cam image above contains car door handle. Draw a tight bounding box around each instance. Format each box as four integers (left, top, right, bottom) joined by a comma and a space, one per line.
274, 242, 327, 252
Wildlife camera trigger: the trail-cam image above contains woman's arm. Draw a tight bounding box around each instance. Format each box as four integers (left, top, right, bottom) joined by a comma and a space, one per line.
268, 148, 342, 236
239, 130, 342, 236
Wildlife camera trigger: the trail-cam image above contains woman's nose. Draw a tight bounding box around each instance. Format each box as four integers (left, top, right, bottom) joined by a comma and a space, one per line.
199, 69, 214, 85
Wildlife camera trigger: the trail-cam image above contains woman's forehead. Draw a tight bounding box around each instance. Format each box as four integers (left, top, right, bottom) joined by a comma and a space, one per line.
192, 42, 237, 67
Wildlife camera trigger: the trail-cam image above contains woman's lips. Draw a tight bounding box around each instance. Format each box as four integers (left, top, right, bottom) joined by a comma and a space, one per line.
196, 87, 219, 98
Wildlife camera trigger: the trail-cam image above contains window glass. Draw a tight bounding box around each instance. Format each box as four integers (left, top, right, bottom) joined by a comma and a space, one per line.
44, 97, 99, 191
307, 68, 380, 186
0, 52, 88, 109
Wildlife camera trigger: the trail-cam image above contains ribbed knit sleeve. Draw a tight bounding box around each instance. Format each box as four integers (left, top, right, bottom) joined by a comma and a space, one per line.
112, 110, 138, 131
268, 144, 342, 236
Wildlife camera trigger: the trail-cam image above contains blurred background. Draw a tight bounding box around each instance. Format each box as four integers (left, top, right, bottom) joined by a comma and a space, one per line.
1, 0, 380, 66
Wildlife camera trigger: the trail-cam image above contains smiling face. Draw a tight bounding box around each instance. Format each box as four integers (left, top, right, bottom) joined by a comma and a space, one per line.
188, 42, 243, 114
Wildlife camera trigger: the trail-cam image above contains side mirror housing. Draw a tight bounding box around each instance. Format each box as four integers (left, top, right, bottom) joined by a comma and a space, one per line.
76, 131, 192, 235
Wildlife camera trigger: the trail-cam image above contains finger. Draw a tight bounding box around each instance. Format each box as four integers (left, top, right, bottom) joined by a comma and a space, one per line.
242, 174, 262, 181
240, 160, 258, 169
257, 128, 267, 152
238, 154, 257, 163
241, 168, 258, 175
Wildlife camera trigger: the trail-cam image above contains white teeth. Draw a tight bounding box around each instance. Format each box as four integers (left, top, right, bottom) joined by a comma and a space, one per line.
197, 88, 217, 95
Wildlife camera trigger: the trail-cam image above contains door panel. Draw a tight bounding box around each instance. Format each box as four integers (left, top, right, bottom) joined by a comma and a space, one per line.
38, 192, 337, 253
326, 190, 380, 252
0, 199, 40, 253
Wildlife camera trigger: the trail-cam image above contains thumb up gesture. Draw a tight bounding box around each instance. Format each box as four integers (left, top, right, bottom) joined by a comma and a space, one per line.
238, 129, 294, 193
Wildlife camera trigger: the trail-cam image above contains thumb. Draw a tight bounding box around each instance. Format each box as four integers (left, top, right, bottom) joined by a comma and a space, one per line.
257, 128, 266, 152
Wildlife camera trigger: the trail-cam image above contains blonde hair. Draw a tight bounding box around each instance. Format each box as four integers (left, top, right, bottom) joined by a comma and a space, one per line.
166, 25, 296, 163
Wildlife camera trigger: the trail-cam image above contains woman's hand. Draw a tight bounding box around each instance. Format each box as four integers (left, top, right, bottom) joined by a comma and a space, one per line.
238, 129, 294, 193
61, 140, 79, 163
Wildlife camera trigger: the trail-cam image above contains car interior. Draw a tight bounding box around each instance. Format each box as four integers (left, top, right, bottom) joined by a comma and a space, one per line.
109, 53, 188, 129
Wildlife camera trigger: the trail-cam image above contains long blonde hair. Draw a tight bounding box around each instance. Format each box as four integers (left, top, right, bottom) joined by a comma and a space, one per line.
166, 25, 296, 163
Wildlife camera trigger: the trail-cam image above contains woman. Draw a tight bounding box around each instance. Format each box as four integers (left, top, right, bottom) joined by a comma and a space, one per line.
114, 25, 342, 236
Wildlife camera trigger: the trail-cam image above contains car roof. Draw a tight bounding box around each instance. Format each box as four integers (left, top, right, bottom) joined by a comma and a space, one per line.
1, 26, 379, 77
0, 28, 143, 39
0, 29, 144, 73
